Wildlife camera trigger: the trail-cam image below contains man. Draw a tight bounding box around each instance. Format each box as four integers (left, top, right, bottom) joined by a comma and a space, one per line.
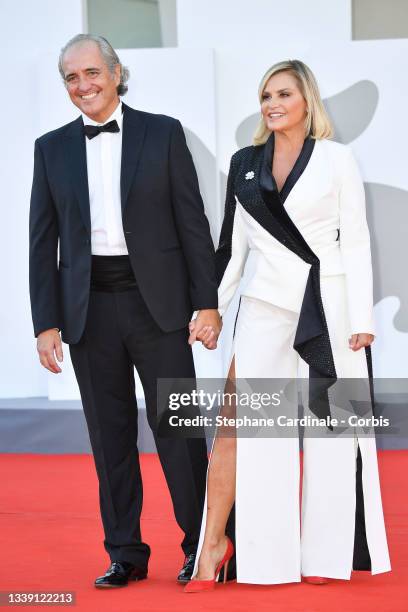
29, 34, 221, 588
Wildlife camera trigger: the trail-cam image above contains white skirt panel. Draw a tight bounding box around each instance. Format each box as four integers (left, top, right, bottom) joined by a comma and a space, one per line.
193, 274, 391, 584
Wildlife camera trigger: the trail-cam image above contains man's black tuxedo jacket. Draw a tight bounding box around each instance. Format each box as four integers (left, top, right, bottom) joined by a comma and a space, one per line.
29, 103, 218, 344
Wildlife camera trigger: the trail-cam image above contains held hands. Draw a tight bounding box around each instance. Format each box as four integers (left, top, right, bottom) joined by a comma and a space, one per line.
188, 309, 222, 350
349, 333, 374, 351
37, 329, 63, 373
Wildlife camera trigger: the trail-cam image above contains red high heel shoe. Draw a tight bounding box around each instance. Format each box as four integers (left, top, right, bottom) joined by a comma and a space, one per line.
184, 537, 234, 593
303, 576, 330, 585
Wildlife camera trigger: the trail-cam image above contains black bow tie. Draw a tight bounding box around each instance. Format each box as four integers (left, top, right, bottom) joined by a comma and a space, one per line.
83, 119, 120, 139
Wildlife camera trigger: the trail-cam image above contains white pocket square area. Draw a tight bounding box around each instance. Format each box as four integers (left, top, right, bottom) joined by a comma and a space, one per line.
245, 171, 255, 180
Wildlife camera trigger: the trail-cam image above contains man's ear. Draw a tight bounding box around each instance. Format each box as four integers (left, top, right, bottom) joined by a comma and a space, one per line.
114, 63, 121, 86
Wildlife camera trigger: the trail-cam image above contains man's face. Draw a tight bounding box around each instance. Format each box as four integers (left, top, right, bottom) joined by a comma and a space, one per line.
62, 41, 120, 122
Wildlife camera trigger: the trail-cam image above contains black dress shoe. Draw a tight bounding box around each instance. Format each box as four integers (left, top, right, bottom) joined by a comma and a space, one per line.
177, 553, 196, 583
94, 561, 148, 588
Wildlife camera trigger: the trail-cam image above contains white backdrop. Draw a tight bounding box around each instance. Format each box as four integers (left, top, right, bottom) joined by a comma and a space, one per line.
1, 0, 407, 402
0, 0, 83, 398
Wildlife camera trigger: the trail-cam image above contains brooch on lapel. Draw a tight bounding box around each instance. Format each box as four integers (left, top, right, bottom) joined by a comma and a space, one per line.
245, 171, 255, 180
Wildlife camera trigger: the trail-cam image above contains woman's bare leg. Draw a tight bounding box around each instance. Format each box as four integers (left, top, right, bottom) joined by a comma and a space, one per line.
194, 358, 236, 580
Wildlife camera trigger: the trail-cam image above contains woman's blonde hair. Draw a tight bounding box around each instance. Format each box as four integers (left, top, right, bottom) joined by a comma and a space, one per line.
253, 59, 333, 145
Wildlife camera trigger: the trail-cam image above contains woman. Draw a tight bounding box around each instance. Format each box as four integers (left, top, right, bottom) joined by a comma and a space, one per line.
185, 59, 391, 591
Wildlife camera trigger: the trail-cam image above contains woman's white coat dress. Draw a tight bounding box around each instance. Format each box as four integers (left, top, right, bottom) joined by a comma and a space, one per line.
193, 134, 391, 584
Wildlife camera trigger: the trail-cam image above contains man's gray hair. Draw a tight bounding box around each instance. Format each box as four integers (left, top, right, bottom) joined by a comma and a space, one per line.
58, 34, 130, 96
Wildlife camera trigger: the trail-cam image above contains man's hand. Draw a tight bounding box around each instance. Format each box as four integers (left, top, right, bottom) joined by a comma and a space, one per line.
188, 309, 222, 350
37, 329, 63, 373
349, 333, 374, 352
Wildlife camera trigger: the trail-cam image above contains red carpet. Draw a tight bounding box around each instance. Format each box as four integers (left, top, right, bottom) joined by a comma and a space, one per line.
1, 451, 407, 611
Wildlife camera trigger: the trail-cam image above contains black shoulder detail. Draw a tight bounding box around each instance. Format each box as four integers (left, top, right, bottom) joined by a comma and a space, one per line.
215, 145, 264, 287
215, 155, 238, 286
231, 145, 258, 167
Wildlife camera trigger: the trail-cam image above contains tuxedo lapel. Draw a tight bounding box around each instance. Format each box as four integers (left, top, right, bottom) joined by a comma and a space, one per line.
63, 106, 147, 233
64, 116, 91, 235
120, 104, 147, 212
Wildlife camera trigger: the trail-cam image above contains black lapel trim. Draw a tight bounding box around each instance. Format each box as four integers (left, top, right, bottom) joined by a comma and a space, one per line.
280, 137, 315, 203
120, 103, 147, 212
260, 132, 316, 260
237, 146, 315, 266
233, 144, 337, 384
64, 116, 91, 236
262, 130, 315, 204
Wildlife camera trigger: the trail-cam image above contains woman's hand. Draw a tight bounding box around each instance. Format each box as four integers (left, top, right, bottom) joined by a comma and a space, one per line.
188, 310, 222, 350
348, 333, 374, 351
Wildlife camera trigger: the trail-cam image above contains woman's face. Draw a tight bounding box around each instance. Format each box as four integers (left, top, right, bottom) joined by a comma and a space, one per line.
261, 71, 307, 134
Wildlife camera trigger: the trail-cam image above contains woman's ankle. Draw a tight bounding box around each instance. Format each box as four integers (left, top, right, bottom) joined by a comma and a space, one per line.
205, 534, 227, 550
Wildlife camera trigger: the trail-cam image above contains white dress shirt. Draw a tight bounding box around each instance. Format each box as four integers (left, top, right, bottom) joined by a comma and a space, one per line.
82, 102, 127, 255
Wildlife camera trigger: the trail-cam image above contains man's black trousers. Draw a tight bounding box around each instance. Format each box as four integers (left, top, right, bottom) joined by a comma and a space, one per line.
70, 286, 208, 570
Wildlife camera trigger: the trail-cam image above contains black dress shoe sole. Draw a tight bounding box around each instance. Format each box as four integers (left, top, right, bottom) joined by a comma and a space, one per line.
94, 574, 147, 589
176, 576, 191, 584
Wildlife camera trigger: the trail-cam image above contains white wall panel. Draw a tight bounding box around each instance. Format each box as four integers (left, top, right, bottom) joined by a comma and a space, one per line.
177, 0, 351, 48
0, 0, 83, 397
